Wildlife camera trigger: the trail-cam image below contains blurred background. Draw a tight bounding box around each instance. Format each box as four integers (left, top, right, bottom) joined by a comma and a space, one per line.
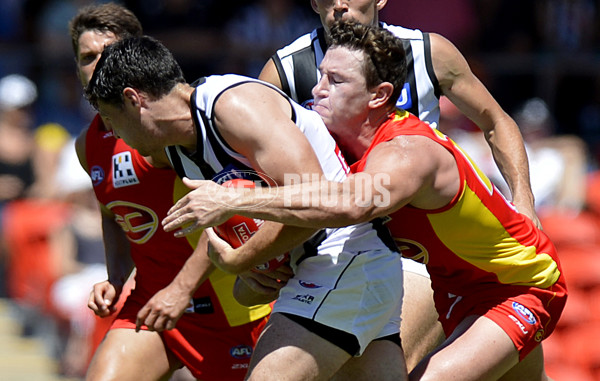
0, 0, 599, 380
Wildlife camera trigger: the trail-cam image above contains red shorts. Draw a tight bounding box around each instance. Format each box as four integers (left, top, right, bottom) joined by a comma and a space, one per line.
435, 275, 567, 360
111, 295, 269, 380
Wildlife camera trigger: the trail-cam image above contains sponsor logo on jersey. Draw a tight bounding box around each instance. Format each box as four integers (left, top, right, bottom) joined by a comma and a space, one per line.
231, 363, 249, 370
230, 345, 253, 359
397, 82, 412, 110
112, 152, 139, 188
90, 165, 105, 186
298, 280, 321, 289
512, 301, 537, 325
106, 200, 159, 244
292, 294, 315, 304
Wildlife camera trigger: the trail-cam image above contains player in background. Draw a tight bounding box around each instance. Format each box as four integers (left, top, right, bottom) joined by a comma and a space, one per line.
256, 0, 540, 370
70, 4, 274, 380
164, 21, 567, 381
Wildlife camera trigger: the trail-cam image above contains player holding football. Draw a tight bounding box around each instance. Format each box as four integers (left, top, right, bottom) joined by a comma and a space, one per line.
163, 21, 567, 381
86, 34, 409, 380
70, 4, 274, 380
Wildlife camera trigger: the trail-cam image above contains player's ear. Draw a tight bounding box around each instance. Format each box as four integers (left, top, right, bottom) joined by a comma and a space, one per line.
123, 87, 142, 108
376, 0, 388, 12
310, 0, 319, 14
369, 82, 393, 109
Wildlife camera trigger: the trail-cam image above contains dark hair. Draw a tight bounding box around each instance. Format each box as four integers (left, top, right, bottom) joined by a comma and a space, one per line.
328, 20, 407, 105
85, 36, 186, 109
69, 2, 143, 57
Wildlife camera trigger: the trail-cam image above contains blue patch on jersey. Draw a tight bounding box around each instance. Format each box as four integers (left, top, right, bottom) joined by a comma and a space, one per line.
90, 165, 104, 186
396, 82, 412, 110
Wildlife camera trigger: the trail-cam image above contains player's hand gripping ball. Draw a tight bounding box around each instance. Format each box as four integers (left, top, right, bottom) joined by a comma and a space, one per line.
213, 179, 289, 273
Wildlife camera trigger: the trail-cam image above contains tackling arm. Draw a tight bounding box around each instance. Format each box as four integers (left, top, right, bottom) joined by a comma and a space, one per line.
429, 33, 539, 227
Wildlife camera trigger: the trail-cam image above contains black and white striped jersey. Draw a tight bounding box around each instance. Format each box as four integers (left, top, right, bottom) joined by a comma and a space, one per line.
272, 23, 441, 128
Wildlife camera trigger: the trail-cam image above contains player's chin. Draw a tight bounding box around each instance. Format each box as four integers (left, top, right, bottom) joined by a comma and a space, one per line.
312, 104, 329, 118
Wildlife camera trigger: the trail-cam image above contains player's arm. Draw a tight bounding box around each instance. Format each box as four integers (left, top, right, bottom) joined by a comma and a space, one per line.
202, 82, 322, 273
233, 271, 287, 306
429, 33, 539, 227
76, 130, 134, 316
136, 232, 216, 331
167, 135, 456, 229
258, 58, 283, 90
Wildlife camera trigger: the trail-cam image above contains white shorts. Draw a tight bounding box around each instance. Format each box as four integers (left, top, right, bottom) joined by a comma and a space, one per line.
273, 225, 404, 356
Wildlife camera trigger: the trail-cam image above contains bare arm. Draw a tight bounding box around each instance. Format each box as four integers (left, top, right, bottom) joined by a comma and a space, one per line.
76, 131, 135, 315
429, 33, 539, 227
168, 83, 322, 274
258, 58, 283, 90
136, 232, 217, 331
164, 135, 458, 230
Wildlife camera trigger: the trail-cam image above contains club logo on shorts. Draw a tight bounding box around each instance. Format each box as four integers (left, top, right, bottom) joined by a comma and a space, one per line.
292, 294, 315, 304
508, 314, 529, 335
298, 280, 321, 289
90, 165, 105, 186
512, 301, 537, 325
230, 345, 253, 359
534, 329, 545, 342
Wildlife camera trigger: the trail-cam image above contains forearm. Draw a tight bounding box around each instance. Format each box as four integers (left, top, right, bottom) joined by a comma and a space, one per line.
483, 114, 534, 205
102, 213, 134, 288
231, 176, 383, 228
170, 233, 216, 296
233, 276, 279, 306
214, 222, 316, 274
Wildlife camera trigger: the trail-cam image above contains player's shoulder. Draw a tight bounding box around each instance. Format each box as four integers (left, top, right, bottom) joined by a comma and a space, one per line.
381, 22, 424, 40
276, 29, 319, 58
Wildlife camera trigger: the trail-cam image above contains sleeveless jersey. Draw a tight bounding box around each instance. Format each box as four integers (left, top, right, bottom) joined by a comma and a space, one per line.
272, 23, 441, 127
164, 74, 396, 264
350, 110, 565, 299
85, 114, 271, 327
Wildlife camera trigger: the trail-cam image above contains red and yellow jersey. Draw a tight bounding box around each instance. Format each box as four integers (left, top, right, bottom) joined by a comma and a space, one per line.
85, 114, 270, 327
350, 110, 564, 298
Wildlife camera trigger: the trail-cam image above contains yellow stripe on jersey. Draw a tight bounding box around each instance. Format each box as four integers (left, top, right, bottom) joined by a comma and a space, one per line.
428, 184, 561, 288
174, 176, 271, 325
209, 270, 271, 327
450, 137, 495, 195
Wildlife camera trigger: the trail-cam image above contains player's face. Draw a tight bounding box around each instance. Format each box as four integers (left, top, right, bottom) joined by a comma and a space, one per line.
312, 46, 372, 135
311, 0, 385, 32
97, 99, 158, 156
76, 30, 118, 88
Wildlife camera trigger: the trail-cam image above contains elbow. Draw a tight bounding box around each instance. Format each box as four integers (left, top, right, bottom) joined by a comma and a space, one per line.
333, 204, 376, 226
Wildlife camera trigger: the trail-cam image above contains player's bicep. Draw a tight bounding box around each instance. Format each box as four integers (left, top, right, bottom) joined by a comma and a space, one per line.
360, 137, 436, 214
214, 85, 323, 184
75, 128, 89, 173
258, 58, 283, 90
